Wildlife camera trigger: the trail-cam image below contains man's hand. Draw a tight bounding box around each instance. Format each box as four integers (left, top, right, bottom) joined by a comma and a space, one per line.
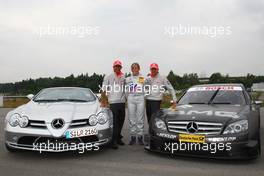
100, 101, 109, 108
100, 91, 109, 108
170, 101, 177, 110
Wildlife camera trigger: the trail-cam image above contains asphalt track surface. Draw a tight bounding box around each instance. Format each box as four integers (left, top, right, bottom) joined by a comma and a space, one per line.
0, 108, 263, 176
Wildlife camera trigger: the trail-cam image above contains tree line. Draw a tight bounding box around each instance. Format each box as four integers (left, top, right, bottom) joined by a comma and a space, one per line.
168, 72, 264, 90
0, 72, 264, 95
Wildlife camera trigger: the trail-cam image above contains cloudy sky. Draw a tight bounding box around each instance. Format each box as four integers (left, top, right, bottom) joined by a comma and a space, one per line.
0, 0, 263, 83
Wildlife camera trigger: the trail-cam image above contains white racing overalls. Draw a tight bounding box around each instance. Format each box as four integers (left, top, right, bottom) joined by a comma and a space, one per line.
125, 74, 145, 137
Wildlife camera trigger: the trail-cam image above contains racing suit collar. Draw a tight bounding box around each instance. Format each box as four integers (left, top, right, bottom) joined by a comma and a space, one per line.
132, 73, 141, 77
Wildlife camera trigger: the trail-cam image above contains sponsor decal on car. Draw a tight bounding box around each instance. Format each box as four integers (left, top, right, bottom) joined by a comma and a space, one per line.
167, 110, 240, 119
179, 134, 205, 144
188, 86, 243, 92
156, 133, 177, 139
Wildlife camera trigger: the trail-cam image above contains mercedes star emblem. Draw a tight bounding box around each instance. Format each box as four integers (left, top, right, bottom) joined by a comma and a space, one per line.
186, 121, 198, 133
51, 119, 65, 129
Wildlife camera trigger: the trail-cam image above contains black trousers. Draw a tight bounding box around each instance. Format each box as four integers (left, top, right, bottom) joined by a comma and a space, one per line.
146, 100, 162, 123
110, 103, 125, 144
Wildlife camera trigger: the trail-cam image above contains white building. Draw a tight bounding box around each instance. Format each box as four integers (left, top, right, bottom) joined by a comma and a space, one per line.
252, 83, 264, 92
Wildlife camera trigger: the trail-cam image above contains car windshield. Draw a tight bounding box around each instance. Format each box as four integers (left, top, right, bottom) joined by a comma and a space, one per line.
178, 86, 246, 105
33, 88, 96, 102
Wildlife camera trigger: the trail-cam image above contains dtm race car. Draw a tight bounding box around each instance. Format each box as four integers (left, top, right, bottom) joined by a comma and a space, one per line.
145, 84, 262, 159
5, 87, 113, 153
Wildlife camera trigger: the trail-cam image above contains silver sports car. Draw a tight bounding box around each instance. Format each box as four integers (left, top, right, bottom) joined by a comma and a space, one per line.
5, 87, 113, 153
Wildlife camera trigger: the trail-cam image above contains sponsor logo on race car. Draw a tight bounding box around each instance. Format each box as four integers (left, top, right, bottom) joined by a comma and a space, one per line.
188, 86, 243, 92
167, 110, 240, 119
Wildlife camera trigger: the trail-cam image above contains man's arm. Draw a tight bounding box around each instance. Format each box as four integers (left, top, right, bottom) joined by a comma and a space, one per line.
101, 76, 109, 92
124, 77, 129, 98
163, 77, 177, 103
100, 76, 109, 107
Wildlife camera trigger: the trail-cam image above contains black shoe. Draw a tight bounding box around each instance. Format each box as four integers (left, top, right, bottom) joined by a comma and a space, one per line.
138, 136, 144, 145
129, 136, 136, 145
111, 143, 119, 149
117, 139, 125, 146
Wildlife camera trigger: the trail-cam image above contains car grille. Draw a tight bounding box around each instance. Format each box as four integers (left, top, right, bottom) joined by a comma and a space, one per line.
17, 136, 39, 145
28, 120, 47, 129
70, 119, 89, 128
28, 119, 90, 129
167, 121, 223, 135
35, 137, 82, 145
17, 136, 99, 146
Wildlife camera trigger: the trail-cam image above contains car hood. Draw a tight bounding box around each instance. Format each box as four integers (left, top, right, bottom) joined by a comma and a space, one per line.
14, 100, 100, 123
8, 100, 101, 138
163, 104, 250, 124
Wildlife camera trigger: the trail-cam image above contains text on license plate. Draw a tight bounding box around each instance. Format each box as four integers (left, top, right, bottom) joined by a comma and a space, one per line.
65, 128, 98, 139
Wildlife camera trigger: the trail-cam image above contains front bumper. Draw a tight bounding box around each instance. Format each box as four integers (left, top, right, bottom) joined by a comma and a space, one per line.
145, 132, 260, 159
5, 128, 112, 152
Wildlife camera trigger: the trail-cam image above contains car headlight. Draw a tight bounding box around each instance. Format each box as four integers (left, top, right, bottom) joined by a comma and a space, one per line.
19, 116, 29, 128
9, 114, 20, 127
89, 114, 98, 126
154, 119, 167, 131
97, 111, 108, 125
9, 114, 29, 128
223, 120, 248, 134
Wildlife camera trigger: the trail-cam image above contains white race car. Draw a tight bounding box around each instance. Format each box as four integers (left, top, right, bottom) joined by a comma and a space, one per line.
5, 87, 113, 153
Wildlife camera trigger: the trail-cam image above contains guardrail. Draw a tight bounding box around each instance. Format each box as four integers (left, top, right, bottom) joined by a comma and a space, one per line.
0, 96, 30, 108
0, 96, 3, 107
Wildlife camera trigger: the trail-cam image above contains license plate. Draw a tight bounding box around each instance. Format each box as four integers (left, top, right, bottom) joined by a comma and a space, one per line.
179, 134, 205, 143
65, 128, 98, 139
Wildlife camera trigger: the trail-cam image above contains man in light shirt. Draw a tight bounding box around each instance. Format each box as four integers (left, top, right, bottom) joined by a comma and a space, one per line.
145, 63, 177, 123
102, 59, 126, 149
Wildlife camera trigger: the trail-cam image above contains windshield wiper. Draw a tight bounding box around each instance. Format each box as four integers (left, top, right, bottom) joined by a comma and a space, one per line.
208, 88, 221, 104
188, 102, 207, 104
211, 102, 231, 104
34, 99, 88, 102
55, 99, 88, 102
34, 99, 57, 102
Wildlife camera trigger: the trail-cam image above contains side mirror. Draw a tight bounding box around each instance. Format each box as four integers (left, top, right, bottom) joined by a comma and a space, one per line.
255, 101, 263, 105
27, 94, 34, 100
